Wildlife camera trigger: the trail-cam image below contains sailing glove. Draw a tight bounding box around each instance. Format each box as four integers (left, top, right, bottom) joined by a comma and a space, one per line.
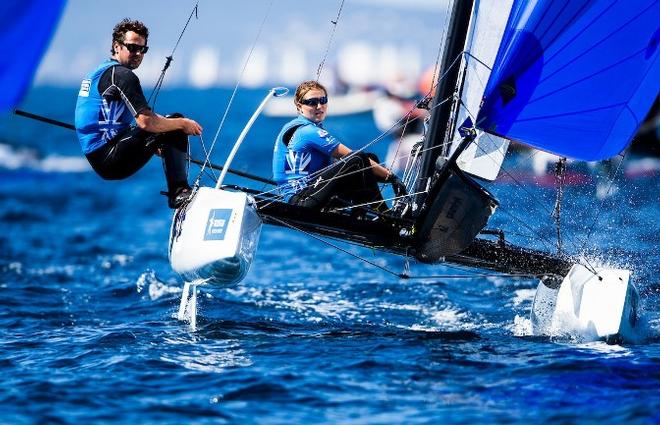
387, 174, 407, 198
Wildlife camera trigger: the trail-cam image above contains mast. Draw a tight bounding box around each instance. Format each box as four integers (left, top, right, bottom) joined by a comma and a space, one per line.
418, 0, 474, 184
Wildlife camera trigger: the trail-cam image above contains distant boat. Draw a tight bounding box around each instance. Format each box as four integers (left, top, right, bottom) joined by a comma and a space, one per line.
171, 0, 659, 342
263, 89, 382, 117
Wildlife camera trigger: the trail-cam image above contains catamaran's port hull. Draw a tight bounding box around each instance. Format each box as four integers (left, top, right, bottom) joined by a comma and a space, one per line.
169, 188, 262, 287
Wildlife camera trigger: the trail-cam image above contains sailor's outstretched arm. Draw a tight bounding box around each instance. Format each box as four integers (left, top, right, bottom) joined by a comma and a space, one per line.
331, 144, 391, 180
135, 109, 202, 136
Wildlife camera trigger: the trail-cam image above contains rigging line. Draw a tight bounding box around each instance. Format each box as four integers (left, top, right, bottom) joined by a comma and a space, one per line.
190, 158, 221, 183
195, 0, 274, 183
331, 190, 428, 212
306, 94, 454, 185
148, 1, 199, 108
448, 253, 564, 279
252, 134, 451, 202
302, 50, 466, 184
268, 216, 409, 279
278, 216, 549, 280
552, 157, 566, 255
251, 132, 448, 202
452, 144, 561, 248
250, 92, 455, 201
577, 150, 628, 255
195, 134, 218, 181
316, 0, 347, 81
457, 99, 559, 217
385, 99, 421, 173
269, 215, 538, 280
350, 94, 453, 157
188, 154, 276, 185
485, 147, 612, 270
495, 207, 557, 252
422, 0, 455, 101
463, 51, 492, 71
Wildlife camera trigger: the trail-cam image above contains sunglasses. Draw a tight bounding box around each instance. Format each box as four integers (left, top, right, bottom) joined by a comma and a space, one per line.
121, 42, 149, 54
300, 96, 328, 107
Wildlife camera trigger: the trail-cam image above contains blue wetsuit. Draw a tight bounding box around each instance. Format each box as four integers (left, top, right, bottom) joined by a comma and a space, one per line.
74, 59, 190, 207
75, 59, 135, 154
272, 115, 385, 210
272, 116, 340, 201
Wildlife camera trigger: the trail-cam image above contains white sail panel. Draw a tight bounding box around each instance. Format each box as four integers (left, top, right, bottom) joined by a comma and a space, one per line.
452, 0, 513, 181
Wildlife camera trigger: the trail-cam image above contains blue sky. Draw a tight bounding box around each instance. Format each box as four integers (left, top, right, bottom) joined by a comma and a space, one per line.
36, 0, 450, 88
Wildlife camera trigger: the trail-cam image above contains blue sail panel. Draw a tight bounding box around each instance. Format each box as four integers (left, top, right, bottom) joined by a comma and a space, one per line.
0, 0, 66, 112
476, 0, 660, 161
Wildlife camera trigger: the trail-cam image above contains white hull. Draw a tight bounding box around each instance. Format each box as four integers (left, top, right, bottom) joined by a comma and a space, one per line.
169, 187, 262, 287
531, 264, 639, 343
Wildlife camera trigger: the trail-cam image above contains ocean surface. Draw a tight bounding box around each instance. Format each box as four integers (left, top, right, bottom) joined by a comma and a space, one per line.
1, 87, 659, 424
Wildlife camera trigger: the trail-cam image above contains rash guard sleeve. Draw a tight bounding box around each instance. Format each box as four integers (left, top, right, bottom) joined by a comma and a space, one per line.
98, 65, 150, 117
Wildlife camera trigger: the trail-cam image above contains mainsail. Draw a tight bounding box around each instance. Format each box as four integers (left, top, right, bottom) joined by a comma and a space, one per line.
476, 0, 660, 160
0, 0, 66, 112
452, 0, 514, 181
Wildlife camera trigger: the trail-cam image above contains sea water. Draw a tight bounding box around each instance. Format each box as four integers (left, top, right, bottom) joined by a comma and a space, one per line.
1, 87, 658, 424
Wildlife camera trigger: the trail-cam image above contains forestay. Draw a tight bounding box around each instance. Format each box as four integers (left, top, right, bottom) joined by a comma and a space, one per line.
476, 0, 660, 160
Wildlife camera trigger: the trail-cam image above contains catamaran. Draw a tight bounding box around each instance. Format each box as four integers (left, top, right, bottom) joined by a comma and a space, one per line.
7, 1, 654, 340
168, 0, 658, 339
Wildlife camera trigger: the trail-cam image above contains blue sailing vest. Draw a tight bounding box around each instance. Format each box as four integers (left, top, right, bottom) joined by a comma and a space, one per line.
75, 59, 134, 154
272, 116, 340, 201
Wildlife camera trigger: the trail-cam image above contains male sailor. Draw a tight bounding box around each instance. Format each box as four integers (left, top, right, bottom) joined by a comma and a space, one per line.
75, 18, 202, 208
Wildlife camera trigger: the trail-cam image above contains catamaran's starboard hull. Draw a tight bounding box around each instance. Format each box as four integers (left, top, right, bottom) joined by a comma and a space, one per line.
531, 264, 639, 343
169, 187, 262, 287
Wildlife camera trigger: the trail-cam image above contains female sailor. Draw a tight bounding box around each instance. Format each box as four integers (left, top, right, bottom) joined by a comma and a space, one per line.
272, 80, 406, 212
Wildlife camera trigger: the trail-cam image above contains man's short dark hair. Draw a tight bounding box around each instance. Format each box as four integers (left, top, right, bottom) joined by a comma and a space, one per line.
111, 18, 149, 54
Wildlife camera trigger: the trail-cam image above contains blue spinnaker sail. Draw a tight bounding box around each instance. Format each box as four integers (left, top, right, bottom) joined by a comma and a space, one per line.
0, 0, 66, 112
476, 0, 660, 161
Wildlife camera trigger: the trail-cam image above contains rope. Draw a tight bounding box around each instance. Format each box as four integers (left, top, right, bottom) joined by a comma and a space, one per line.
148, 2, 199, 109
250, 96, 453, 204
552, 157, 566, 255
455, 97, 580, 251
252, 49, 466, 202
269, 216, 408, 279
579, 151, 628, 255
316, 0, 347, 81
194, 0, 274, 185
269, 216, 547, 281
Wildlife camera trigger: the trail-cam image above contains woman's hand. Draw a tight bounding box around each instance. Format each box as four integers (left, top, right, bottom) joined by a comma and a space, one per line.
387, 174, 407, 198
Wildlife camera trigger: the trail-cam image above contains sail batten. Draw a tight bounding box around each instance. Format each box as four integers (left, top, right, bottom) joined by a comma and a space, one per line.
476, 0, 660, 161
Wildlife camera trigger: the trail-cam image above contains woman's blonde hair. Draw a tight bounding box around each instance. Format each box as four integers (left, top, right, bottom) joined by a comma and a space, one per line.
294, 80, 328, 106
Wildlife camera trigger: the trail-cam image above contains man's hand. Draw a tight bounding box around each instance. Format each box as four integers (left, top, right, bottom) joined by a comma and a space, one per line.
137, 110, 203, 135
181, 118, 202, 136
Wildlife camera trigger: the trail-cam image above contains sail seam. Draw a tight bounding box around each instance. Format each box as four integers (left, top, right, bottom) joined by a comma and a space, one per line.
540, 1, 652, 86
